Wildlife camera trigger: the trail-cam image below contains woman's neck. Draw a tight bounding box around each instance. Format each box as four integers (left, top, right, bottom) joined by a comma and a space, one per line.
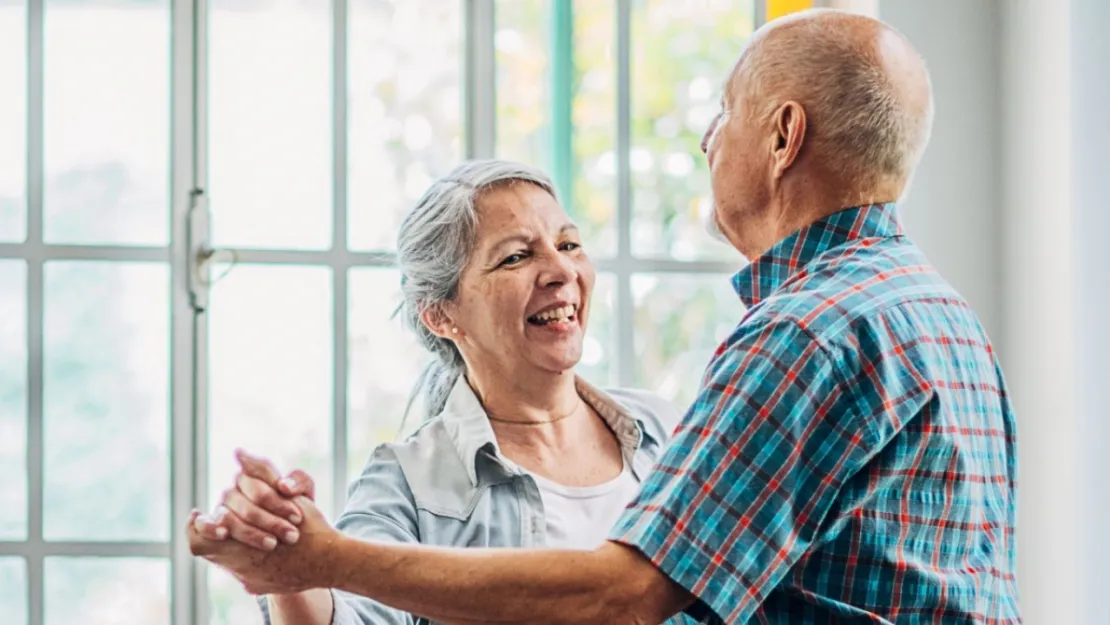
466, 367, 581, 425
466, 366, 622, 483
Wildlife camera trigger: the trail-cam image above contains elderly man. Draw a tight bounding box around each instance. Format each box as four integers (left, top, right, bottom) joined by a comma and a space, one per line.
190, 9, 1019, 624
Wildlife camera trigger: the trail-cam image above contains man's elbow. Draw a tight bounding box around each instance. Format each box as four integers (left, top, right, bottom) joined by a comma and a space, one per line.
592, 542, 689, 625
597, 582, 679, 625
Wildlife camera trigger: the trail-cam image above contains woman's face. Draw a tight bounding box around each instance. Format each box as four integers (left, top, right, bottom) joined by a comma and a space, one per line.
442, 182, 595, 379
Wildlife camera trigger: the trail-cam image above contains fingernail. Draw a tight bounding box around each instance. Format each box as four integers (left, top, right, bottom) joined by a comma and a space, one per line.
284, 530, 299, 544
262, 536, 277, 550
215, 526, 228, 539
289, 513, 302, 525
280, 477, 297, 490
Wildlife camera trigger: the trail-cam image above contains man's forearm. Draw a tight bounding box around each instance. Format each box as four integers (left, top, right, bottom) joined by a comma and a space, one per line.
315, 537, 668, 625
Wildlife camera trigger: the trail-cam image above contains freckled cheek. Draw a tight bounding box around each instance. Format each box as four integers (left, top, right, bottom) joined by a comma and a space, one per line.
576, 260, 596, 321
475, 276, 530, 326
453, 279, 513, 336
578, 263, 596, 293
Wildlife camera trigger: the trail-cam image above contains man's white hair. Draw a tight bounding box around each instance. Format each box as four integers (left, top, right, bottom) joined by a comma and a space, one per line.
743, 14, 935, 187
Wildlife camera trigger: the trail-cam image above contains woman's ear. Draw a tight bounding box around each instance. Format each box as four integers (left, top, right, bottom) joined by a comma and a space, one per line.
420, 303, 459, 340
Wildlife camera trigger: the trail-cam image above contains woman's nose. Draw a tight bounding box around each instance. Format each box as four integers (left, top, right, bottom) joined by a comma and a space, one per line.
537, 250, 577, 286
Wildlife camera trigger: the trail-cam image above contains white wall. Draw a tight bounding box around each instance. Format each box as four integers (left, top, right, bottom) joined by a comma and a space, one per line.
999, 2, 1079, 623
883, 1, 1094, 623
1071, 1, 1109, 622
880, 0, 1002, 340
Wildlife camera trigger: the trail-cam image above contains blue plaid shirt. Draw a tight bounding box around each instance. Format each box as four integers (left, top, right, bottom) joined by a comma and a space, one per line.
613, 204, 1020, 624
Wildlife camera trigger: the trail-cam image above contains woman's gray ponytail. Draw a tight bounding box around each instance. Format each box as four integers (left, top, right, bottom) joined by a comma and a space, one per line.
395, 159, 557, 424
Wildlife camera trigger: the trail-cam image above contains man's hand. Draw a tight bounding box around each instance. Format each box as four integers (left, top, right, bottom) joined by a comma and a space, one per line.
188, 494, 340, 596
192, 449, 316, 551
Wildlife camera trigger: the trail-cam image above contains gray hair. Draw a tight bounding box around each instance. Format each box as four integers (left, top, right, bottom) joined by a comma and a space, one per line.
396, 159, 557, 424
744, 13, 935, 187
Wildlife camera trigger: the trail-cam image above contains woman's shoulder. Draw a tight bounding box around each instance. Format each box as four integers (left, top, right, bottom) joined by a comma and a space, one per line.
601, 387, 686, 442
355, 417, 480, 520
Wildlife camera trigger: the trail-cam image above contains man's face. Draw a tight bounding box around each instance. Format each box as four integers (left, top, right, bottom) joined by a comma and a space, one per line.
699, 70, 771, 257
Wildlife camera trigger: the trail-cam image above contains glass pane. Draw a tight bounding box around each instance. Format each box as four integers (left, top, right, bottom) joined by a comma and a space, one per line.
208, 265, 333, 519
0, 557, 27, 625
494, 0, 550, 167
578, 272, 613, 387
0, 1, 25, 242
45, 557, 169, 625
631, 0, 753, 260
347, 0, 462, 252
570, 0, 617, 257
43, 0, 169, 246
209, 0, 331, 250
0, 261, 26, 540
632, 274, 742, 407
43, 262, 169, 541
347, 268, 427, 479
208, 565, 263, 625
495, 0, 617, 256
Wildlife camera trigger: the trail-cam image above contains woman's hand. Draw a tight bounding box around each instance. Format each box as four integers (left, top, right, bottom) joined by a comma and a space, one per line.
187, 493, 342, 596
192, 449, 316, 551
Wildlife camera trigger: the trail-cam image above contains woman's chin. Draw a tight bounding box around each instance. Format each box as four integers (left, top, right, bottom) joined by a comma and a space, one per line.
518, 323, 584, 371
526, 348, 583, 375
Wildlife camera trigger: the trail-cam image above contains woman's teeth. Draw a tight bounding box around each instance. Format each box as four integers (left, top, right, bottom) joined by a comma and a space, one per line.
529, 305, 577, 324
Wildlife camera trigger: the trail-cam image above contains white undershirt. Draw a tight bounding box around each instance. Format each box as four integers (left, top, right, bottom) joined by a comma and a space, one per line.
527, 463, 641, 550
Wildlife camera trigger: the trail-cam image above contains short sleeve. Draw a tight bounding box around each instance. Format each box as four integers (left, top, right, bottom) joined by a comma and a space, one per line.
260, 445, 422, 625
611, 319, 882, 624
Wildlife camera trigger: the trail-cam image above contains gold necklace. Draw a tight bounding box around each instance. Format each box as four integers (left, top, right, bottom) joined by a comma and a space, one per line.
486, 400, 583, 425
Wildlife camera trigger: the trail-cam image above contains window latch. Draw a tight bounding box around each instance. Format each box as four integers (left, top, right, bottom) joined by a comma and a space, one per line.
187, 188, 212, 312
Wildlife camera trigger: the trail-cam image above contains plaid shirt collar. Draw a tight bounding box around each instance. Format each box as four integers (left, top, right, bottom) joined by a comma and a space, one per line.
732, 202, 905, 308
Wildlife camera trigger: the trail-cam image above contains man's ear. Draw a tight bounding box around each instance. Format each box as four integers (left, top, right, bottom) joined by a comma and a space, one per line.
420, 303, 457, 340
771, 100, 806, 179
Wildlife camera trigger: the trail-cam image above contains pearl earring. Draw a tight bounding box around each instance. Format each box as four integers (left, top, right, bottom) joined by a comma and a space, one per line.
451, 327, 459, 334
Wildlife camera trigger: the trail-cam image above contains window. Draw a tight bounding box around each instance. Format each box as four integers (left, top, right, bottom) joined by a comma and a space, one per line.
0, 1, 759, 623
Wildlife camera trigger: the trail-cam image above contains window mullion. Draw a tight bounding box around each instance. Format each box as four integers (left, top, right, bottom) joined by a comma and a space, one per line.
26, 0, 45, 622
170, 0, 207, 622
464, 0, 496, 159
550, 0, 574, 210
615, 0, 634, 387
331, 0, 350, 522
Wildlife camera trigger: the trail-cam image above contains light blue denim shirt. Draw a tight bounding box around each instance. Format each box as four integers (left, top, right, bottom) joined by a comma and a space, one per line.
260, 375, 694, 625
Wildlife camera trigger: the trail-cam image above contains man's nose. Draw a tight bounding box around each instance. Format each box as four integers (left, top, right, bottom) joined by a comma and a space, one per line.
701, 114, 720, 154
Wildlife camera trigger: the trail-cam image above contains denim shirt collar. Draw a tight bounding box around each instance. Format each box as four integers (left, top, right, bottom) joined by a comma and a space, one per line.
438, 375, 658, 487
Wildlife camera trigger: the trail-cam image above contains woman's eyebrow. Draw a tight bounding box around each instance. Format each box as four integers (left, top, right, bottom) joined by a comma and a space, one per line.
483, 233, 534, 262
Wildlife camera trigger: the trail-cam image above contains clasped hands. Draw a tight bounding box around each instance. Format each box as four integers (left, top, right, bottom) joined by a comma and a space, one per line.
186, 449, 341, 595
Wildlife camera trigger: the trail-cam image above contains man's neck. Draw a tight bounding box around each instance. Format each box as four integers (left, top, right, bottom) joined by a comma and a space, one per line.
739, 178, 903, 260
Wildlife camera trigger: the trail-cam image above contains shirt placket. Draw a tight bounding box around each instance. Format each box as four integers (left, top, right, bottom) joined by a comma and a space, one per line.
513, 473, 547, 547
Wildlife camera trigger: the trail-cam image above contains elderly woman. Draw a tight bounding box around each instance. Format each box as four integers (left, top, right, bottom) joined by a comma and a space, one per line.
190, 160, 690, 624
